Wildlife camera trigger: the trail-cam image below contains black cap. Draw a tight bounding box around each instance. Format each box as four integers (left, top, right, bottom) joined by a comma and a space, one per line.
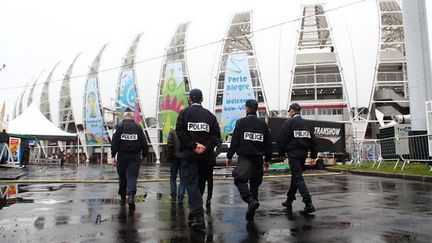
245, 99, 258, 110
189, 89, 203, 103
288, 103, 301, 112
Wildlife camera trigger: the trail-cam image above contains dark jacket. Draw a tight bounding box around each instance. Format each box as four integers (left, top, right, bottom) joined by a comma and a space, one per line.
227, 112, 272, 162
111, 119, 149, 158
166, 130, 181, 160
0, 131, 9, 143
277, 114, 317, 159
175, 103, 221, 160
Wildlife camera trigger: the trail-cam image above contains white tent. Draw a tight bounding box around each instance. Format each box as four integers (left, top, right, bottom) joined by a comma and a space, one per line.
8, 104, 76, 140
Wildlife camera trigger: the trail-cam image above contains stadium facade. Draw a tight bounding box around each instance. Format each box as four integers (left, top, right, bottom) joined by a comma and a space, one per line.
288, 4, 350, 122
7, 1, 418, 162
40, 62, 60, 121
367, 0, 409, 138
82, 44, 110, 147
213, 11, 268, 139
157, 23, 191, 144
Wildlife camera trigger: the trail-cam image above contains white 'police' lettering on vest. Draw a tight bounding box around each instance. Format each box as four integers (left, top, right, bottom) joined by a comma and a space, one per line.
187, 122, 210, 133
121, 134, 138, 141
243, 132, 264, 142
293, 130, 311, 138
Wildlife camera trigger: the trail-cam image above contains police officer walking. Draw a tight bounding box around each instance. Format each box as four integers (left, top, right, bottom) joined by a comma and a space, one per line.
278, 103, 317, 215
111, 111, 149, 210
226, 99, 272, 221
0, 129, 10, 164
175, 88, 220, 231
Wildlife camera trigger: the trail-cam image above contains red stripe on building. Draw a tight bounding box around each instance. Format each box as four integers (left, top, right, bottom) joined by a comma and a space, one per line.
215, 107, 267, 112
300, 104, 347, 109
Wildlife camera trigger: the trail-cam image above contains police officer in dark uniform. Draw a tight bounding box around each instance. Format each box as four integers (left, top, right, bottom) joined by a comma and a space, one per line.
0, 129, 10, 164
175, 88, 220, 230
278, 103, 317, 215
226, 99, 272, 221
111, 111, 149, 209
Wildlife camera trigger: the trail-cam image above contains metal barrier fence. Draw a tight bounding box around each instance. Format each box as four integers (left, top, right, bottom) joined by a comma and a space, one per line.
351, 134, 432, 172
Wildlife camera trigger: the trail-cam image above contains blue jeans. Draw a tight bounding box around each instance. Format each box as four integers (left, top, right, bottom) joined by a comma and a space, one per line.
170, 159, 185, 199
117, 153, 140, 196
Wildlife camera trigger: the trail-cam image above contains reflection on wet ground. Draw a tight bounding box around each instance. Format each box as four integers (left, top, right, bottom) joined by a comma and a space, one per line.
0, 165, 431, 242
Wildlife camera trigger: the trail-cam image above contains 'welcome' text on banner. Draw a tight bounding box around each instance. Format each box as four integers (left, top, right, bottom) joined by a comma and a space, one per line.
221, 52, 255, 139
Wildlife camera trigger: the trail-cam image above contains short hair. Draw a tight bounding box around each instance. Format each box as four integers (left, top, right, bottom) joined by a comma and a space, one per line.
189, 89, 203, 103
123, 112, 134, 120
245, 99, 258, 112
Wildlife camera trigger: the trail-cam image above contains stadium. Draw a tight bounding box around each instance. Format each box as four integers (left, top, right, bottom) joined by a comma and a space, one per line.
3, 0, 425, 163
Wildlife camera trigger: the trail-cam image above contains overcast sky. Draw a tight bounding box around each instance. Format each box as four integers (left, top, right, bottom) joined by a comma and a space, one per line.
0, 0, 381, 124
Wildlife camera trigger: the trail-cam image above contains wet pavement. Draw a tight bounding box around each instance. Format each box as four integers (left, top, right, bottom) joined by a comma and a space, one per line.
0, 165, 431, 242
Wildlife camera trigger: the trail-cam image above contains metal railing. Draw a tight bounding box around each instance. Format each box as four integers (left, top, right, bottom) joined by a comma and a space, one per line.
351, 134, 432, 172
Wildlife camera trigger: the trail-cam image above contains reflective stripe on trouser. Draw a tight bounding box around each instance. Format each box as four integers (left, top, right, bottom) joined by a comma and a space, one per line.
287, 155, 312, 203
117, 153, 140, 196
233, 156, 264, 203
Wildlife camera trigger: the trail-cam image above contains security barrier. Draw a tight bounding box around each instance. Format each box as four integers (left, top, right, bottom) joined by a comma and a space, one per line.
351, 134, 432, 172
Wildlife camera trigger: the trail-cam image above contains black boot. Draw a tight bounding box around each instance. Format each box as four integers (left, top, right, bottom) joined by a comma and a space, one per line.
191, 214, 206, 231
187, 213, 194, 226
205, 198, 211, 208
120, 195, 126, 207
300, 202, 315, 215
128, 195, 135, 210
282, 199, 292, 214
246, 199, 260, 221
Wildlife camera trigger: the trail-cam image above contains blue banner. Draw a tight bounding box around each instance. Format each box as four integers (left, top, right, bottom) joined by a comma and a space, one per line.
118, 69, 138, 112
84, 76, 109, 144
221, 52, 255, 139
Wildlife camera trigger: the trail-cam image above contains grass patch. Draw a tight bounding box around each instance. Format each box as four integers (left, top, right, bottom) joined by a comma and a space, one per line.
333, 162, 432, 176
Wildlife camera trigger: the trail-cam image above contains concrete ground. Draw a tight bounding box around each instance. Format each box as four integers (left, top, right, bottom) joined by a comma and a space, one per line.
0, 164, 431, 242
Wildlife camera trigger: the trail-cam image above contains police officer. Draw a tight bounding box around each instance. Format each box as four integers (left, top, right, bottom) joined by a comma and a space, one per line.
175, 88, 220, 231
111, 111, 149, 209
277, 103, 317, 215
226, 99, 272, 221
0, 129, 10, 164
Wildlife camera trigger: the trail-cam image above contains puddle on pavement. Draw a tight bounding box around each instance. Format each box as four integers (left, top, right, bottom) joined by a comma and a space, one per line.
0, 185, 148, 209
382, 230, 416, 242
81, 194, 148, 205
16, 184, 77, 193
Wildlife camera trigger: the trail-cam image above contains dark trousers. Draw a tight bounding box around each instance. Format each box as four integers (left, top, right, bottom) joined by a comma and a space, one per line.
0, 144, 8, 163
170, 158, 185, 198
181, 159, 207, 217
287, 155, 312, 203
198, 162, 214, 201
117, 153, 140, 196
233, 156, 264, 203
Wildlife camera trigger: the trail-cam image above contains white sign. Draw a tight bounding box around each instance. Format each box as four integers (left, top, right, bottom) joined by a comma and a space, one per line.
221, 52, 255, 137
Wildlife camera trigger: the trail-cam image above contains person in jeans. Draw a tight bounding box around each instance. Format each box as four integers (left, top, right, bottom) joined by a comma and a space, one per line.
199, 139, 222, 208
167, 129, 185, 203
